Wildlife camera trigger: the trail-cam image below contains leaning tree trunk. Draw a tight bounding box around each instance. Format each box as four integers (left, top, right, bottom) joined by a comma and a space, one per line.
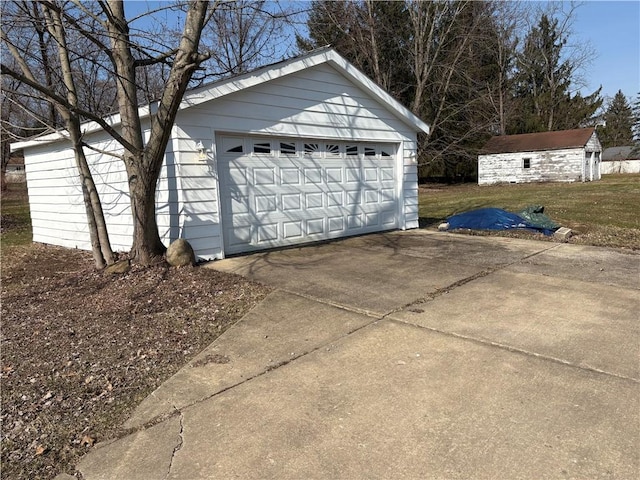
68, 117, 115, 269
43, 3, 115, 268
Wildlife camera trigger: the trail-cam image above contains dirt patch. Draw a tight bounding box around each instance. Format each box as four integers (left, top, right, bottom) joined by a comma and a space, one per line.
1, 244, 271, 479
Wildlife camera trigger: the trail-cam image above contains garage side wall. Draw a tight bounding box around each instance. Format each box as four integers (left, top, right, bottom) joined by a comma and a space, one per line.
478, 148, 584, 185
23, 124, 175, 253
173, 63, 419, 259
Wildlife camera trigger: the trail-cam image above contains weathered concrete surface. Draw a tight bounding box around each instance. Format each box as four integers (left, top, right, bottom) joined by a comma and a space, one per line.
166, 321, 638, 480
75, 231, 640, 480
124, 290, 376, 429
507, 242, 640, 290
390, 270, 640, 380
211, 231, 553, 315
77, 415, 182, 480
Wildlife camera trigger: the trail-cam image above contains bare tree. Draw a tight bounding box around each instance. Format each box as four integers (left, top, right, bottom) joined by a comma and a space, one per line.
1, 1, 115, 268
202, 0, 294, 77
2, 0, 214, 265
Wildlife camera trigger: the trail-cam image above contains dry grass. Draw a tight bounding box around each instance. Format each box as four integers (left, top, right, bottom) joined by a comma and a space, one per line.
419, 174, 640, 249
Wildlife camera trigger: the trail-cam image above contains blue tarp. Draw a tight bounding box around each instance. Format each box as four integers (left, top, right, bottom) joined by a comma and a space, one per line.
447, 208, 557, 235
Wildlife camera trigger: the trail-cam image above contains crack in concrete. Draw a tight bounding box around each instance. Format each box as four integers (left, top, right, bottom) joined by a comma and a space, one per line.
106, 243, 578, 439
390, 244, 562, 314
165, 407, 184, 480
387, 317, 640, 384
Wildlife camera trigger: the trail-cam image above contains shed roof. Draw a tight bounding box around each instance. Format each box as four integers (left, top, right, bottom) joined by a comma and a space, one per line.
602, 146, 640, 162
481, 128, 597, 155
12, 47, 429, 151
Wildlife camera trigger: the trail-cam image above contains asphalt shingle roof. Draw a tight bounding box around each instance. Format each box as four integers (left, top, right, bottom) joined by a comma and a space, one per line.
481, 128, 596, 154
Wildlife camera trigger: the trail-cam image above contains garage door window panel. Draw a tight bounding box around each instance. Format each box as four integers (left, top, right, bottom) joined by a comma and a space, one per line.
223, 138, 244, 153
326, 144, 341, 157
280, 142, 297, 156
253, 141, 271, 154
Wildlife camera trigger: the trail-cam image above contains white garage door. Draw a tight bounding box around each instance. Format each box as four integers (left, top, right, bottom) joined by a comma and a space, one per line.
218, 135, 399, 255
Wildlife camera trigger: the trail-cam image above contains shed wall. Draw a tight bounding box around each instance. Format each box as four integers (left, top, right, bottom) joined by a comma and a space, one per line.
478, 148, 584, 185
24, 123, 175, 252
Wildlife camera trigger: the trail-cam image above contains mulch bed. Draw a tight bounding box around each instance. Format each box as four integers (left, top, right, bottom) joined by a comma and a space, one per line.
1, 243, 271, 479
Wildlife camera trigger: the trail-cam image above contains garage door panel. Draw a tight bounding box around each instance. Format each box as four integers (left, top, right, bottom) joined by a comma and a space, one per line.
257, 223, 278, 242
254, 168, 275, 185
282, 193, 302, 211
281, 168, 301, 185
229, 167, 248, 185
304, 168, 322, 184
219, 136, 399, 254
255, 195, 277, 213
365, 212, 380, 227
326, 168, 342, 183
327, 191, 343, 207
283, 221, 303, 239
328, 216, 344, 232
305, 192, 323, 209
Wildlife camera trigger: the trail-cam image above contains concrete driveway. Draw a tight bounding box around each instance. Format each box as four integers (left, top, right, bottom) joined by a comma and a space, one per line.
74, 230, 639, 480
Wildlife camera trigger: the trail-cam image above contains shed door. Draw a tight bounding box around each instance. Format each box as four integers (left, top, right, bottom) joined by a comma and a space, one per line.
218, 135, 398, 255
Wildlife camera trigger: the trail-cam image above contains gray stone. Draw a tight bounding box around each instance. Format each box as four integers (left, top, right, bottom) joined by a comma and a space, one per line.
553, 226, 573, 241
166, 239, 195, 267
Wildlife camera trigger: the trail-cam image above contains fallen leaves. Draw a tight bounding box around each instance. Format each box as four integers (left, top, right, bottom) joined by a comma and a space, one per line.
1, 243, 271, 479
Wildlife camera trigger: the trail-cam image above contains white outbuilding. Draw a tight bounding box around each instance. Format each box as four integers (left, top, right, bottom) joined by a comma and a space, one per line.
478, 128, 602, 185
13, 47, 430, 260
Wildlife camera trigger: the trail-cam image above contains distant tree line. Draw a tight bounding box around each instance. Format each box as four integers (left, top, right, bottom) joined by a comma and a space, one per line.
297, 0, 636, 180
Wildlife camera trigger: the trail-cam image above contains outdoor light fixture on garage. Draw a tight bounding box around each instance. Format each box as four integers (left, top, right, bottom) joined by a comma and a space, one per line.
195, 141, 207, 161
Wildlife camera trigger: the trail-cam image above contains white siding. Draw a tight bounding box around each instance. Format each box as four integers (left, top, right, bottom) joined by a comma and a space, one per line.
24, 122, 175, 253
601, 160, 640, 174
174, 63, 419, 259
478, 148, 585, 185
22, 63, 421, 261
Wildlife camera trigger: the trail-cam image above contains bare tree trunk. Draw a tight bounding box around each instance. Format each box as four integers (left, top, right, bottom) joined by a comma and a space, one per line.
43, 3, 115, 267
105, 0, 210, 265
1, 135, 9, 193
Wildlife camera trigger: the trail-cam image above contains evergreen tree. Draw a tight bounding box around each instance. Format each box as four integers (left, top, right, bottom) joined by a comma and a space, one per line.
511, 14, 601, 133
599, 90, 635, 148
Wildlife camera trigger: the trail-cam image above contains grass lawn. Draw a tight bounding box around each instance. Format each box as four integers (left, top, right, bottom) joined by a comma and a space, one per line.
0, 183, 32, 250
419, 174, 640, 250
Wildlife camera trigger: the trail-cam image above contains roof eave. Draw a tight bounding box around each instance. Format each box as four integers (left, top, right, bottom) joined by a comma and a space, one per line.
12, 47, 430, 151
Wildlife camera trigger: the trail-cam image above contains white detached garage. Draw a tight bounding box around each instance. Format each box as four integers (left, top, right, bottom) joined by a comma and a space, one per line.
15, 47, 430, 260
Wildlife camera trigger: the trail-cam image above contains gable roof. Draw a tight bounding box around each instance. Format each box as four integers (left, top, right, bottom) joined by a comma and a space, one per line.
12, 47, 429, 151
481, 128, 597, 155
602, 146, 640, 162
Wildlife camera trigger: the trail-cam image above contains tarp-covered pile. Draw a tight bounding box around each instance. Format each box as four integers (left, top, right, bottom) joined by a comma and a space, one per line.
446, 206, 559, 236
